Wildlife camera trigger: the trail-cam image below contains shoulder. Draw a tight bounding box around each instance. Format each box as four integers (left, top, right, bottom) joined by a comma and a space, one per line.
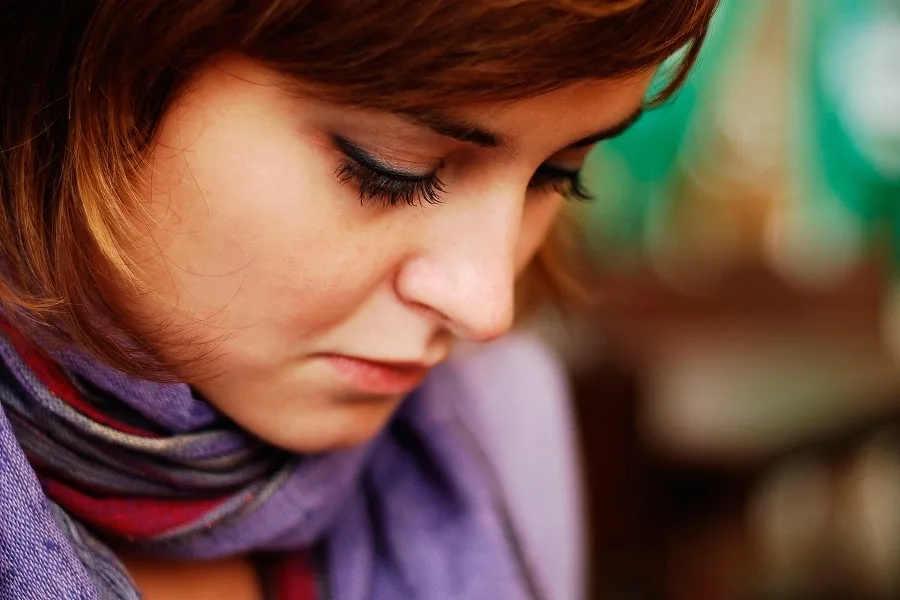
447, 332, 587, 600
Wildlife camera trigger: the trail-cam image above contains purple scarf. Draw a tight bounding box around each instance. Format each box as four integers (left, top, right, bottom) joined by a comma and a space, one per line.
0, 325, 541, 599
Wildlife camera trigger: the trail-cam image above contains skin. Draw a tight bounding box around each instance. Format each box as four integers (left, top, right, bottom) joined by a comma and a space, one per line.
109, 55, 656, 600
125, 56, 653, 455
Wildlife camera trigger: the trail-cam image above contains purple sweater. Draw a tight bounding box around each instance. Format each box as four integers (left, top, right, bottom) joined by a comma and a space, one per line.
445, 333, 586, 600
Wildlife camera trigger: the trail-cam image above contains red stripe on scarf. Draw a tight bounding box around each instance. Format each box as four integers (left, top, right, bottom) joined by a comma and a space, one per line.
3, 317, 320, 599
40, 476, 232, 539
44, 472, 322, 599
271, 552, 319, 600
0, 318, 157, 437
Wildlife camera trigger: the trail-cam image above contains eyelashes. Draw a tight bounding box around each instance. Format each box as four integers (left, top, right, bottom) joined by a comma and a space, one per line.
333, 136, 446, 207
335, 159, 447, 208
528, 164, 594, 203
333, 135, 595, 207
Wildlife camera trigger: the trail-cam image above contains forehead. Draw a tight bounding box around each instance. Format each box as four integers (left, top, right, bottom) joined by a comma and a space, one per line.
455, 73, 655, 148
389, 72, 653, 154
193, 58, 654, 155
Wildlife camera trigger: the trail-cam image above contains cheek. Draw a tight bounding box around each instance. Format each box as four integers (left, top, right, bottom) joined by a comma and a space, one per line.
515, 195, 565, 273
126, 95, 396, 355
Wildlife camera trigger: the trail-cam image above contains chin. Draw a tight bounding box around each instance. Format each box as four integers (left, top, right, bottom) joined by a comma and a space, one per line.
247, 395, 404, 454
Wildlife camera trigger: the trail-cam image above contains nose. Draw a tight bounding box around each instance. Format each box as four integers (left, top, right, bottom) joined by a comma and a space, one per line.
394, 185, 522, 343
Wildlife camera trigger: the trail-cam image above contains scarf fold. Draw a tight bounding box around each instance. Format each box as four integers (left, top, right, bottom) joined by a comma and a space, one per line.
0, 320, 539, 600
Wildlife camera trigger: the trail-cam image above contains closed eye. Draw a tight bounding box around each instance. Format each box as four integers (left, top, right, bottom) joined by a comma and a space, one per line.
334, 133, 595, 206
333, 135, 445, 207
528, 164, 593, 202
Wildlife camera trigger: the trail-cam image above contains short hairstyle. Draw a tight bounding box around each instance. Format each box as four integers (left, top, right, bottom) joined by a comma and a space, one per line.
0, 0, 719, 377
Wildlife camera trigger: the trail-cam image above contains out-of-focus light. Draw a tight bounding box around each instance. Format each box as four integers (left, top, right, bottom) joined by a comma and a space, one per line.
822, 18, 900, 179
764, 199, 864, 290
748, 456, 833, 593
839, 431, 900, 597
879, 283, 900, 367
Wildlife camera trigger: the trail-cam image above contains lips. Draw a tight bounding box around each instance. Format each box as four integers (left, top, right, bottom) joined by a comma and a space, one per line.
320, 354, 431, 395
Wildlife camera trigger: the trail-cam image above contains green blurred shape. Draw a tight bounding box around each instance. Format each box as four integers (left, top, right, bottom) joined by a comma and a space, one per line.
802, 0, 900, 263
580, 0, 747, 263
582, 0, 900, 270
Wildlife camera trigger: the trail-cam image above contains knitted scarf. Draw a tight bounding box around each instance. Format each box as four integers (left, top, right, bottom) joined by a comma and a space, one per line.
0, 319, 539, 600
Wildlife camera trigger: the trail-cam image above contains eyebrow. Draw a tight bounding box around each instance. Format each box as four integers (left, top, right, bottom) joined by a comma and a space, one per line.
399, 109, 508, 148
398, 105, 645, 150
567, 107, 645, 148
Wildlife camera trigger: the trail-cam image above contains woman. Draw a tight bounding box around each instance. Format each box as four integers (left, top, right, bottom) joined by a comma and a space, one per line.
0, 1, 718, 599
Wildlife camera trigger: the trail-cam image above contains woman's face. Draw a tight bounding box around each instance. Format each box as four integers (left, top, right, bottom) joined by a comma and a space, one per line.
129, 56, 651, 452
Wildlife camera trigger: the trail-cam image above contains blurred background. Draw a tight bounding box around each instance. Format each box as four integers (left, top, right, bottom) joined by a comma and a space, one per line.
535, 0, 900, 598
